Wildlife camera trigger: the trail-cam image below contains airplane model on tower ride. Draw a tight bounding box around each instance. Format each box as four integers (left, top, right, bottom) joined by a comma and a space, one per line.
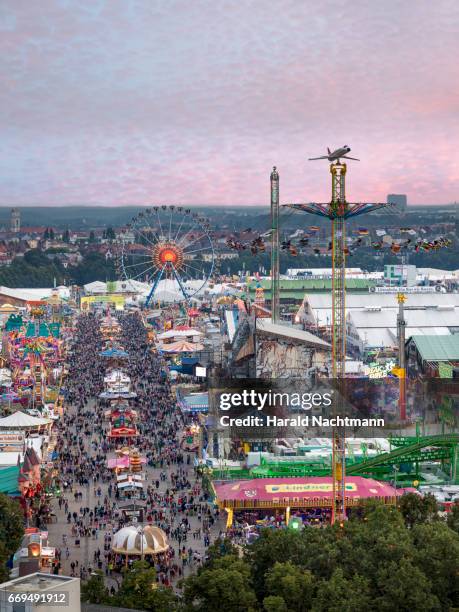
309, 146, 360, 162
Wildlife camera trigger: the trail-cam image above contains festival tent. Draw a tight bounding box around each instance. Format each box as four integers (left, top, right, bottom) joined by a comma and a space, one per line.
214, 476, 404, 509
160, 340, 204, 353
0, 411, 51, 429
156, 329, 203, 340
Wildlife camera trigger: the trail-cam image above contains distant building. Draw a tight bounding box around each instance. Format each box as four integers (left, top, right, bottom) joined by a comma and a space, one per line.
10, 208, 20, 233
384, 264, 417, 287
387, 194, 407, 210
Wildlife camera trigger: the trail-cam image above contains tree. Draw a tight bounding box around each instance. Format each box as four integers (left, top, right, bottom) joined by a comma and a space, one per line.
373, 558, 440, 611
264, 561, 314, 612
62, 229, 70, 243
205, 537, 241, 565
311, 568, 372, 612
105, 226, 116, 242
49, 228, 55, 240
80, 571, 109, 605
89, 230, 96, 243
111, 561, 177, 612
411, 522, 459, 609
447, 502, 459, 534
182, 555, 257, 611
246, 527, 328, 599
398, 493, 438, 528
43, 228, 49, 240
71, 252, 116, 285
0, 493, 24, 581
263, 595, 288, 612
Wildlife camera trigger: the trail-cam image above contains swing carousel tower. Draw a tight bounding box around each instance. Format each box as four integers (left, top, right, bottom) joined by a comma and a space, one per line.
284, 157, 387, 524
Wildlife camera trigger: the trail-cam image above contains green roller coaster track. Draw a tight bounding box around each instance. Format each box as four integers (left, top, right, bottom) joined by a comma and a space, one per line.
247, 434, 459, 484
346, 434, 459, 477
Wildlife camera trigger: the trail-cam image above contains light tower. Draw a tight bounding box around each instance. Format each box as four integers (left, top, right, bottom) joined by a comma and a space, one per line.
284, 158, 387, 524
270, 167, 280, 323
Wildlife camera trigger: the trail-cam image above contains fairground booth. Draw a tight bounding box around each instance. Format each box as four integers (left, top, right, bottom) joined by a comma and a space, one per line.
213, 476, 404, 528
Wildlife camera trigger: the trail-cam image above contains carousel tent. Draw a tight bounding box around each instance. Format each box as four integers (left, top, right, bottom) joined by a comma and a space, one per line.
0, 411, 51, 429
112, 525, 169, 555
160, 340, 204, 353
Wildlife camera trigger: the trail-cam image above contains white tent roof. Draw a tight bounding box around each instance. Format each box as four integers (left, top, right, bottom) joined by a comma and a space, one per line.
157, 329, 202, 340
117, 481, 143, 489
304, 292, 459, 312
112, 525, 168, 555
0, 286, 69, 301
0, 411, 51, 429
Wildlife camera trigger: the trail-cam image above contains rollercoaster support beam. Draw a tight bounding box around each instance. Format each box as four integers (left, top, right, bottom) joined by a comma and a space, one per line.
330, 162, 347, 525
145, 264, 166, 307
270, 166, 280, 323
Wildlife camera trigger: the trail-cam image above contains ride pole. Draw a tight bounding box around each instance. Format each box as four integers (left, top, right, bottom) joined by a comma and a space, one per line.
270, 167, 280, 323
330, 162, 347, 525
396, 293, 407, 421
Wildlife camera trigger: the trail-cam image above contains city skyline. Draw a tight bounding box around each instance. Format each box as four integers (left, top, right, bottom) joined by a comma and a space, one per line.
1, 0, 459, 206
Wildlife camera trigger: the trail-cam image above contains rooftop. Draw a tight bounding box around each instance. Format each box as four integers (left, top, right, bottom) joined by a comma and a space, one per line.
0, 572, 77, 592
256, 319, 330, 349
409, 335, 459, 362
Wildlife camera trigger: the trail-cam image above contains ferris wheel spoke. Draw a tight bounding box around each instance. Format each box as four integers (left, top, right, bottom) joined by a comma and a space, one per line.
177, 219, 200, 247
181, 232, 210, 251
181, 261, 206, 277
136, 226, 159, 247
173, 211, 189, 242
129, 263, 157, 281
154, 209, 165, 239
123, 258, 152, 270
168, 207, 174, 241
182, 244, 212, 256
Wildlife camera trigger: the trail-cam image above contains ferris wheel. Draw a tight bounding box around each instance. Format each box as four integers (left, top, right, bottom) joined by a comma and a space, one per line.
117, 206, 216, 306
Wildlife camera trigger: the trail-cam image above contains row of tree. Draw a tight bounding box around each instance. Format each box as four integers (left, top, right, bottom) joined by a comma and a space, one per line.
0, 250, 117, 287
81, 495, 459, 611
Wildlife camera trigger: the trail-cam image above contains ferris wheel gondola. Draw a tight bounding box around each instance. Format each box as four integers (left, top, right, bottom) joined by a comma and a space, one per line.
116, 206, 216, 306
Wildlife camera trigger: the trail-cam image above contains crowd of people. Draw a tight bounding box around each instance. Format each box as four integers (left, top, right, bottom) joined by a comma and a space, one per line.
47, 311, 223, 589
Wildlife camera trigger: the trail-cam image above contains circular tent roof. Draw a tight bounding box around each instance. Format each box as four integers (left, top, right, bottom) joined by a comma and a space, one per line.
112, 525, 169, 556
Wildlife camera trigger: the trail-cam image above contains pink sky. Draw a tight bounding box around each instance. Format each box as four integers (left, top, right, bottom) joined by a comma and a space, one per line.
1, 0, 458, 206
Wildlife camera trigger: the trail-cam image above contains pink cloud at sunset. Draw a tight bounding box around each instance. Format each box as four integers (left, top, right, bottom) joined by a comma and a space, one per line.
0, 0, 458, 206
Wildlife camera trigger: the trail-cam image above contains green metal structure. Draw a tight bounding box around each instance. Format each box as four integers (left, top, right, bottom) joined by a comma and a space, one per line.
246, 434, 459, 484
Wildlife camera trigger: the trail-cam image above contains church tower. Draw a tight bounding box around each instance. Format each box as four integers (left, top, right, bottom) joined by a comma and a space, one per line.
10, 208, 20, 233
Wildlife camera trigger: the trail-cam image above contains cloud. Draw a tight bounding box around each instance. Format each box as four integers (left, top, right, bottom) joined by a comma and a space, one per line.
0, 0, 458, 205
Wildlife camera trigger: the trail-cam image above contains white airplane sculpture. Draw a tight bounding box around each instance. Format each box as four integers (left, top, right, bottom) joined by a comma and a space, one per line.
309, 146, 359, 162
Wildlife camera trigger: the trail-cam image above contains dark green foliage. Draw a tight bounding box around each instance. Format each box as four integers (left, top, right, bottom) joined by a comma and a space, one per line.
179, 502, 459, 612
0, 493, 24, 582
